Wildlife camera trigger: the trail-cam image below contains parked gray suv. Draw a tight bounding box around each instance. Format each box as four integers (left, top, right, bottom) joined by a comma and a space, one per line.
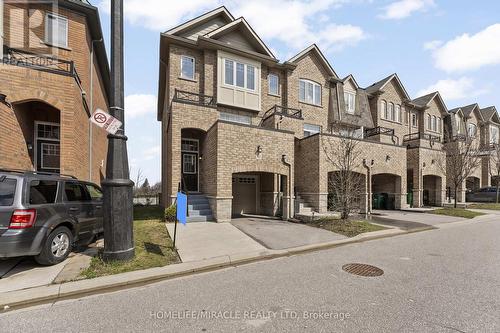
0, 169, 104, 265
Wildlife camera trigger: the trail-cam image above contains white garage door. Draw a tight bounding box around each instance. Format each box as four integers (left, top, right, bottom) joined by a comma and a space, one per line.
232, 176, 257, 216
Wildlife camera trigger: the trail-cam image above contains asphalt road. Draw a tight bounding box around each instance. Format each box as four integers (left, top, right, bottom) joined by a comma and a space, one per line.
1, 216, 499, 332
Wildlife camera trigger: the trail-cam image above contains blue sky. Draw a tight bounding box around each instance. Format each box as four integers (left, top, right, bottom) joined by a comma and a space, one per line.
93, 0, 500, 184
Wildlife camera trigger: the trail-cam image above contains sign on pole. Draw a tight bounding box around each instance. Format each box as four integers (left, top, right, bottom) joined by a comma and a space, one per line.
176, 192, 187, 225
90, 108, 122, 135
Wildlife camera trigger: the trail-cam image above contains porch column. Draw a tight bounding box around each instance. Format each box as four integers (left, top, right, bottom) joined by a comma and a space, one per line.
394, 175, 407, 209
412, 167, 423, 208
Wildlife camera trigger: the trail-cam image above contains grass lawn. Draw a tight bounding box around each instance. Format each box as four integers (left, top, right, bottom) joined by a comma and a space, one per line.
430, 208, 485, 219
467, 203, 500, 210
80, 206, 179, 279
307, 218, 387, 237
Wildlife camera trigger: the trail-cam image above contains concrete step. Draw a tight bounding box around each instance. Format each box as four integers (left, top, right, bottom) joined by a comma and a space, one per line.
186, 215, 214, 222
188, 203, 210, 210
189, 209, 212, 216
188, 198, 209, 204
300, 207, 312, 213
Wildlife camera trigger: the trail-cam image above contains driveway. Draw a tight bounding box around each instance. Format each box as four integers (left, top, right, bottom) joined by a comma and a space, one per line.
370, 210, 467, 230
231, 216, 346, 250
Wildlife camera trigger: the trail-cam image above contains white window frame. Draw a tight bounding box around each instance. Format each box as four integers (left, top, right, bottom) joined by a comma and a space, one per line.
268, 73, 279, 96
432, 115, 437, 132
411, 113, 417, 127
180, 55, 195, 80
344, 91, 356, 114
303, 123, 321, 137
219, 112, 252, 125
388, 102, 394, 121
182, 154, 197, 174
381, 100, 387, 120
299, 79, 321, 106
395, 104, 401, 123
468, 123, 477, 137
437, 117, 441, 133
222, 58, 256, 92
490, 125, 499, 144
181, 138, 199, 153
40, 143, 61, 170
45, 12, 68, 48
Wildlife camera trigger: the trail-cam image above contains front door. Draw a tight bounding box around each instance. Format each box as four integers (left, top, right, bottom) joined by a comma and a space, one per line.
35, 122, 61, 173
181, 138, 199, 192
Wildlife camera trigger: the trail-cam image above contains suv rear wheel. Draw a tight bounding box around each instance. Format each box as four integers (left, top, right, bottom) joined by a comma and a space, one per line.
35, 226, 73, 265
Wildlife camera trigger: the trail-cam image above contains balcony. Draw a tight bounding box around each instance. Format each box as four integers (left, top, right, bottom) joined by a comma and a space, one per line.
364, 126, 394, 138
1, 46, 79, 79
403, 132, 441, 143
262, 105, 302, 121
173, 89, 216, 108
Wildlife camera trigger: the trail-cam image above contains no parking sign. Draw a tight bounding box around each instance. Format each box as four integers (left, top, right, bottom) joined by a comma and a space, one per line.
90, 109, 122, 134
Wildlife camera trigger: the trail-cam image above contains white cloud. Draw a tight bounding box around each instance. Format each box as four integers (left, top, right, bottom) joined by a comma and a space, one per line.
423, 40, 442, 50
124, 94, 157, 119
98, 0, 366, 53
379, 0, 435, 20
417, 77, 489, 101
430, 24, 500, 72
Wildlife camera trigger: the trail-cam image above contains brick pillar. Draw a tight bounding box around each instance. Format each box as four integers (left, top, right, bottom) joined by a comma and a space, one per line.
203, 50, 215, 97
482, 157, 491, 187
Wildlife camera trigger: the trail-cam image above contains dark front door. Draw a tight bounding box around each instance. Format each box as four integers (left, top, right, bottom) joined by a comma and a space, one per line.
182, 152, 198, 192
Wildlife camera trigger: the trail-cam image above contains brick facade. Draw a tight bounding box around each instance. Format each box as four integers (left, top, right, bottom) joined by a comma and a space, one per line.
0, 2, 109, 184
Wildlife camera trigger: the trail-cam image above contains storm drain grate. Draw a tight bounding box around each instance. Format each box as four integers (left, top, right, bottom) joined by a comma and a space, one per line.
342, 263, 384, 277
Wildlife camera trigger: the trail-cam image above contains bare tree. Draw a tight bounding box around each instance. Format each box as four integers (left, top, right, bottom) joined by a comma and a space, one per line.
439, 135, 482, 208
489, 144, 500, 204
132, 168, 144, 196
323, 125, 365, 220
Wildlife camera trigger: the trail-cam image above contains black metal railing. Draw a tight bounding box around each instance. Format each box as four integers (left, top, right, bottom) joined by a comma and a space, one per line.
364, 126, 394, 138
443, 134, 467, 143
260, 105, 302, 125
403, 132, 441, 143
173, 89, 216, 107
2, 46, 77, 77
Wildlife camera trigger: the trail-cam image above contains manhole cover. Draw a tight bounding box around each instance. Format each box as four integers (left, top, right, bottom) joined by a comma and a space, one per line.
342, 263, 384, 277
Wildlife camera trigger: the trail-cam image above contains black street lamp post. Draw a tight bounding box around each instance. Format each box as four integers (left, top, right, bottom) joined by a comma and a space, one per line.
102, 0, 135, 261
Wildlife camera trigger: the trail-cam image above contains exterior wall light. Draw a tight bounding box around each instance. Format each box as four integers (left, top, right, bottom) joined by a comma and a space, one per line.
386, 155, 391, 162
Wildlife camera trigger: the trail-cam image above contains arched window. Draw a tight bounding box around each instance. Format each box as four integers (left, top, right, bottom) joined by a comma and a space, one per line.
381, 100, 387, 119
468, 123, 477, 137
388, 102, 394, 120
437, 117, 441, 133
395, 104, 401, 123
432, 115, 437, 131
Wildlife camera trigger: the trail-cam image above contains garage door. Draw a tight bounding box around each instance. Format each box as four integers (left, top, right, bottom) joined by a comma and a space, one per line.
232, 176, 257, 216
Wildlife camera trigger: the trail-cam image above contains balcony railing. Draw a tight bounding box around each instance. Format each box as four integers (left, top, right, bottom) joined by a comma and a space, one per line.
364, 126, 394, 138
173, 89, 216, 107
443, 134, 467, 143
261, 105, 302, 122
403, 132, 441, 143
2, 46, 77, 77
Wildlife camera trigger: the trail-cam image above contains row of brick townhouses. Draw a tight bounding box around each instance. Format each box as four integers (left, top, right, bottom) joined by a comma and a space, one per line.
0, 0, 110, 183
157, 6, 500, 222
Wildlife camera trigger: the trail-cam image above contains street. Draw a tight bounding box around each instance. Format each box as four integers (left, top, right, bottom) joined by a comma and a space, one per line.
1, 216, 499, 332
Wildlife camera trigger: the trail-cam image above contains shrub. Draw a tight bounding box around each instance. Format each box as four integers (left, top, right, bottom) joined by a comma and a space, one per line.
164, 204, 177, 222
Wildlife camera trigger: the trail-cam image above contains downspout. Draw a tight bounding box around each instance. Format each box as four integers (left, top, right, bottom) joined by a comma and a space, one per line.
89, 38, 103, 181
0, 0, 4, 59
282, 154, 292, 220
363, 158, 374, 215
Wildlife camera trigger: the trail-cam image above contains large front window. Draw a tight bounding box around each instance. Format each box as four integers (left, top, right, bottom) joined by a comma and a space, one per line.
46, 13, 68, 48
224, 59, 256, 91
344, 92, 355, 114
299, 79, 321, 106
490, 125, 499, 144
220, 112, 251, 125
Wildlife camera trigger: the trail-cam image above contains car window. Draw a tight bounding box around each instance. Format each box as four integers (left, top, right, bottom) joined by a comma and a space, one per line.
29, 180, 58, 205
86, 184, 103, 200
0, 177, 17, 206
64, 182, 91, 202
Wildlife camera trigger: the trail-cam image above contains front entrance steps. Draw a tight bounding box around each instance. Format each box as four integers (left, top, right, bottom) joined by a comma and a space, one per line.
296, 195, 314, 214
187, 194, 214, 222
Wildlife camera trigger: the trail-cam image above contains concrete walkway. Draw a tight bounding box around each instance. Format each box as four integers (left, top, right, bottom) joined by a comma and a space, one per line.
371, 210, 467, 229
231, 216, 347, 250
166, 222, 266, 262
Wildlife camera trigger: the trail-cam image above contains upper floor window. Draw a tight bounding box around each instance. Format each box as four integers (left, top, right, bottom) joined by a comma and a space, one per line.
388, 103, 394, 121
432, 115, 437, 132
180, 56, 195, 80
304, 123, 321, 137
395, 104, 401, 123
455, 114, 463, 134
403, 107, 408, 124
468, 123, 477, 137
268, 74, 279, 95
490, 125, 499, 144
220, 112, 252, 125
299, 79, 321, 106
224, 59, 256, 91
381, 100, 387, 119
427, 114, 432, 130
344, 91, 355, 114
437, 117, 442, 133
46, 13, 68, 48
411, 113, 417, 127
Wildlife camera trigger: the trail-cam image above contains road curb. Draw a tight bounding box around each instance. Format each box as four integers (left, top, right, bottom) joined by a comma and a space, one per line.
0, 226, 432, 312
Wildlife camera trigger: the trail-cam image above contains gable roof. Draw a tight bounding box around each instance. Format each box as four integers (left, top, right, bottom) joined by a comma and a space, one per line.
480, 106, 500, 123
205, 17, 275, 58
411, 91, 448, 113
342, 74, 360, 89
365, 73, 410, 100
166, 6, 234, 35
286, 44, 338, 78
